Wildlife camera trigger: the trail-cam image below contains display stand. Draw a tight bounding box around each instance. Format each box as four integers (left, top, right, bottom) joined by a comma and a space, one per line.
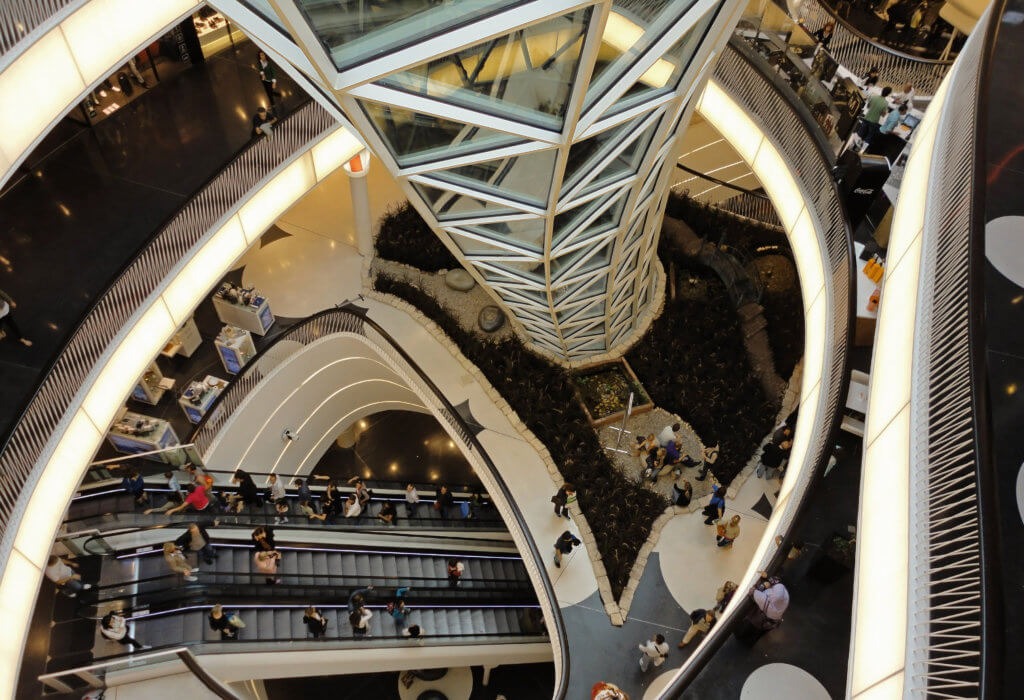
178, 375, 227, 424
131, 362, 166, 405
212, 284, 274, 335
107, 410, 184, 464
161, 317, 202, 358
215, 325, 257, 374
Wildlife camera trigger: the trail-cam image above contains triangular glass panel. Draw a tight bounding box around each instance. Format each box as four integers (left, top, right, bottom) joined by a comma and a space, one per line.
562, 119, 637, 193
359, 99, 521, 167
584, 0, 699, 111
551, 236, 614, 281
577, 117, 662, 198
412, 182, 521, 221
428, 150, 557, 207
377, 8, 592, 131
553, 189, 628, 249
446, 229, 536, 257
599, 9, 717, 120
459, 218, 546, 253
554, 272, 608, 304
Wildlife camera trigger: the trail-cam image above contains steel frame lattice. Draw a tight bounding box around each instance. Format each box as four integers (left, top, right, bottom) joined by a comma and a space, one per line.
267, 0, 743, 362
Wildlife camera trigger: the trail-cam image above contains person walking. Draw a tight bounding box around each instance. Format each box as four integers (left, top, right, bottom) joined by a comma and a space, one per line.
251, 106, 277, 137
163, 542, 198, 581
44, 555, 91, 598
389, 587, 412, 631
175, 522, 217, 565
702, 483, 726, 525
101, 610, 145, 650
716, 515, 741, 548
294, 478, 314, 513
164, 483, 212, 517
228, 470, 262, 512
256, 50, 279, 104
347, 585, 374, 614
551, 483, 575, 518
638, 634, 669, 671
695, 442, 719, 482
678, 609, 716, 648
303, 606, 328, 639
447, 559, 465, 587
553, 530, 581, 568
254, 549, 282, 585
208, 604, 243, 640
757, 440, 791, 479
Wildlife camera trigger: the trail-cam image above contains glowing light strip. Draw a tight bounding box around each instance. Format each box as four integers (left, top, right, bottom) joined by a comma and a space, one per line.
847, 54, 954, 700
0, 126, 362, 699
119, 544, 523, 561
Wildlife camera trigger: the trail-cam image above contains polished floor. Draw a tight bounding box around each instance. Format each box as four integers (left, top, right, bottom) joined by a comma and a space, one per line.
0, 37, 304, 442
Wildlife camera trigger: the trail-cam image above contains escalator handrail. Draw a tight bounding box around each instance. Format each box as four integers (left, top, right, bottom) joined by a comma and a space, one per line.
172, 304, 570, 696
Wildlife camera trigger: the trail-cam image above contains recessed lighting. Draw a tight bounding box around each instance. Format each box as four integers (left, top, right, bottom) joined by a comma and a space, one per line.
390, 462, 398, 471
1013, 294, 1024, 305
448, 440, 455, 448
1007, 383, 1018, 396
359, 420, 367, 429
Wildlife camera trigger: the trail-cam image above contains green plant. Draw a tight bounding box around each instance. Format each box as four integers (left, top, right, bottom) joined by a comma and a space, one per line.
625, 262, 777, 484
375, 201, 460, 272
573, 366, 650, 420
374, 273, 667, 599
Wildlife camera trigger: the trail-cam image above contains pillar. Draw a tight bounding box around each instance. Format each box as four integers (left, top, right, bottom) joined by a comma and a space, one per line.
344, 150, 373, 257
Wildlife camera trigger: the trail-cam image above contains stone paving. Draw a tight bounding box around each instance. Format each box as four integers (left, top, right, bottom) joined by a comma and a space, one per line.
600, 406, 717, 503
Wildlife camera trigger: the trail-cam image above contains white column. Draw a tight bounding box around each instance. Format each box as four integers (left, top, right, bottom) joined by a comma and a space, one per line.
344, 150, 373, 257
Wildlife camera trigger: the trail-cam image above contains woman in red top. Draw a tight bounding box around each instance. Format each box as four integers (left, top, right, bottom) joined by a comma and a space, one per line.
165, 483, 210, 515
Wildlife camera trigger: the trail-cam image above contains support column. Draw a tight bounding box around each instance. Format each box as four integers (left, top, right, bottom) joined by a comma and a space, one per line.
344, 150, 373, 257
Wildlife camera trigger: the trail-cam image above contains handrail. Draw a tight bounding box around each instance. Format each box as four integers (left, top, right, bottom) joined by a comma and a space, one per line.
39, 646, 241, 698
184, 304, 571, 698
0, 100, 338, 566
664, 41, 855, 693
793, 0, 952, 93
674, 163, 771, 199
802, 0, 955, 64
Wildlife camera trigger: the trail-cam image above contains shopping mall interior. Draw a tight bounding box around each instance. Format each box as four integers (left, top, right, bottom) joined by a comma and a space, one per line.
0, 0, 1011, 698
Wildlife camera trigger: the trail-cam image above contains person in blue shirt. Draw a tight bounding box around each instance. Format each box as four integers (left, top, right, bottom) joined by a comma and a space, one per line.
880, 104, 908, 135
703, 483, 727, 525
348, 585, 374, 613
390, 587, 412, 631
121, 468, 149, 507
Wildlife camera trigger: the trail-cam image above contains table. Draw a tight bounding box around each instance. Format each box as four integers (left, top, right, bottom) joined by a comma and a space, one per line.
178, 375, 228, 424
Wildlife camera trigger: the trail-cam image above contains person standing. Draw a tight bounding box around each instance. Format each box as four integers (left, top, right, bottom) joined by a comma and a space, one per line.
551, 483, 575, 518
857, 86, 893, 147
435, 484, 454, 519
749, 571, 790, 631
405, 483, 421, 517
304, 606, 328, 639
446, 559, 464, 587
347, 585, 374, 614
256, 50, 279, 104
228, 470, 262, 512
44, 555, 91, 597
377, 500, 397, 524
121, 468, 149, 507
208, 605, 243, 640
637, 634, 669, 671
251, 106, 278, 138
251, 526, 276, 552
553, 530, 581, 568
101, 610, 145, 650
163, 542, 198, 581
350, 605, 373, 638
695, 443, 719, 482
175, 522, 216, 565
757, 440, 790, 479
715, 581, 738, 612
0, 289, 32, 346
716, 515, 741, 548
813, 20, 835, 50
254, 549, 282, 585
389, 587, 412, 631
267, 474, 287, 505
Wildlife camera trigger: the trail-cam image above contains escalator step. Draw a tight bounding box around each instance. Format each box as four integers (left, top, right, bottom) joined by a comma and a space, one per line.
354, 553, 371, 579
341, 553, 357, 578
396, 557, 411, 579
326, 552, 344, 577
507, 608, 524, 634
274, 609, 292, 641
446, 610, 461, 635
381, 555, 398, 580
296, 551, 314, 577
290, 611, 306, 639
434, 609, 449, 636
311, 552, 328, 577
470, 609, 485, 634
408, 557, 424, 581
182, 610, 203, 642
366, 554, 384, 586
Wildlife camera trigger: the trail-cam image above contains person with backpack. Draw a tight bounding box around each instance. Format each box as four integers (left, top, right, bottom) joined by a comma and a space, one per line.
678, 609, 716, 648
551, 483, 575, 518
388, 587, 411, 631
303, 606, 328, 639
208, 604, 243, 639
716, 515, 741, 548
638, 633, 669, 671
553, 530, 581, 568
447, 559, 464, 587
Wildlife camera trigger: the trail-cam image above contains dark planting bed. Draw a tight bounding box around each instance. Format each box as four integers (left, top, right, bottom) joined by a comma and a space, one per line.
571, 359, 653, 427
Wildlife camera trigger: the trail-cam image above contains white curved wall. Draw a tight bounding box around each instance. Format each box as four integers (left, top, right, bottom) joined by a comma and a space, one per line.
204, 334, 430, 474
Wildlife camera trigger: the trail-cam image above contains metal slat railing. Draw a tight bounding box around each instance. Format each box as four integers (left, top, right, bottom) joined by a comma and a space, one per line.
0, 0, 78, 61
664, 41, 854, 692
0, 101, 336, 561
905, 12, 987, 694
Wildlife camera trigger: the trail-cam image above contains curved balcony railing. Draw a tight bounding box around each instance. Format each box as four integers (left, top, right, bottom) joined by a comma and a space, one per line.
665, 40, 855, 692
0, 100, 336, 557
0, 0, 78, 59
795, 0, 952, 93
184, 305, 570, 698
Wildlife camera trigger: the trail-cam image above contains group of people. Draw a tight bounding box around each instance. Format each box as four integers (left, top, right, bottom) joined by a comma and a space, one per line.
634, 422, 719, 484
126, 462, 487, 527
855, 75, 916, 149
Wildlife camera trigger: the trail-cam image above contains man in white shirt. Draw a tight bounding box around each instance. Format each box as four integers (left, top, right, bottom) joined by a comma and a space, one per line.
267, 474, 287, 503
45, 555, 91, 597
658, 422, 682, 447
405, 484, 420, 516
638, 634, 670, 671
751, 572, 790, 628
